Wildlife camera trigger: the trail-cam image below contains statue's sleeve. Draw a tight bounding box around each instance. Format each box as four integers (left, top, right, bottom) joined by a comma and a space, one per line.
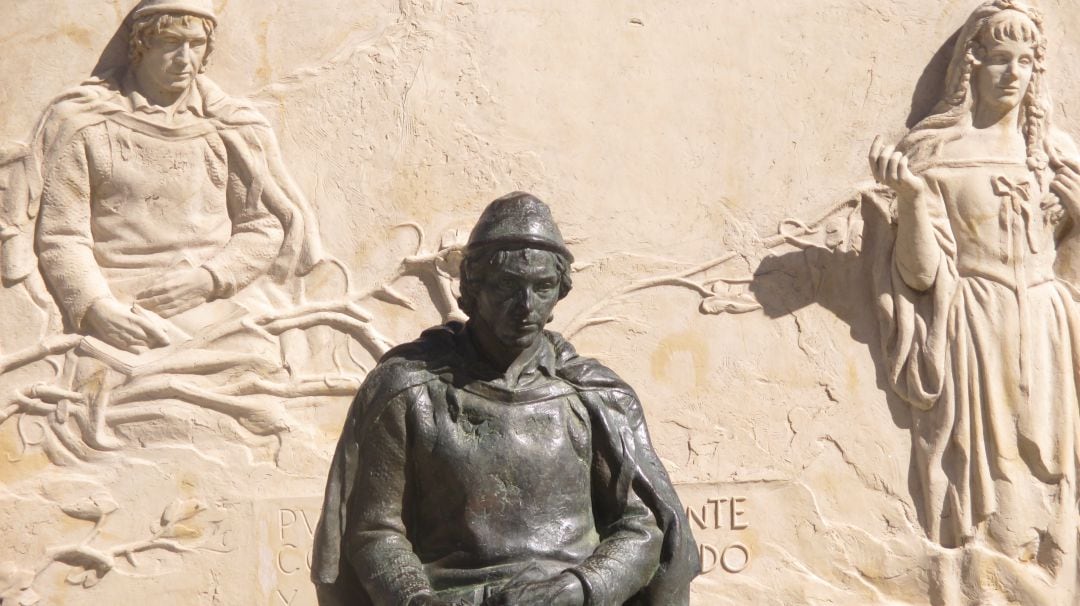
570, 391, 663, 605
200, 128, 285, 299
36, 129, 114, 329
343, 387, 434, 603
867, 178, 958, 410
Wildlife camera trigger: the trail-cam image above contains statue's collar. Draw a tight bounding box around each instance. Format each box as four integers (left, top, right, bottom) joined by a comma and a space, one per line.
440, 323, 560, 394
120, 70, 206, 120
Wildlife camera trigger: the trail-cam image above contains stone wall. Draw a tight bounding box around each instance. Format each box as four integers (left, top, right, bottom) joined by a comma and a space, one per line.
2, 1, 1079, 604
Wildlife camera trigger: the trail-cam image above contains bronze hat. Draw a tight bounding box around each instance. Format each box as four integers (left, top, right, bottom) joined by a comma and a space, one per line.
466, 192, 573, 262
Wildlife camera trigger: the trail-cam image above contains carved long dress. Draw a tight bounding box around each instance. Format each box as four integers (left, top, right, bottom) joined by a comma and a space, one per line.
876, 155, 1080, 600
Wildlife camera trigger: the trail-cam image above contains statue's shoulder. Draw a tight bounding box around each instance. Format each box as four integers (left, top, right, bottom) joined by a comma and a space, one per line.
41, 78, 122, 128
196, 77, 269, 128
549, 331, 648, 429
360, 323, 464, 399
548, 331, 635, 398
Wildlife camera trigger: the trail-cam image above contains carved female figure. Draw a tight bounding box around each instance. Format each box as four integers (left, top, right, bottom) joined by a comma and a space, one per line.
870, 1, 1080, 603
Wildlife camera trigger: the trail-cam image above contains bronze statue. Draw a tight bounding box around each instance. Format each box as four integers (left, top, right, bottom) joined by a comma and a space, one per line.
312, 192, 699, 605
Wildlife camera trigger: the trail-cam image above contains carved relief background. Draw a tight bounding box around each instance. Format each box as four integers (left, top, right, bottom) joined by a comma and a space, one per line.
2, 1, 1080, 605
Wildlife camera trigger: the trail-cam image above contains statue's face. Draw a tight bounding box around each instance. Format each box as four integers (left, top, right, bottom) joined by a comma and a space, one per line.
974, 17, 1037, 113
134, 17, 209, 96
472, 249, 561, 351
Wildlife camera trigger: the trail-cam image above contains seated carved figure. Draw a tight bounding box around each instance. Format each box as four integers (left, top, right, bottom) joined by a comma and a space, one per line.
0, 0, 325, 446
25, 0, 320, 352
312, 193, 699, 606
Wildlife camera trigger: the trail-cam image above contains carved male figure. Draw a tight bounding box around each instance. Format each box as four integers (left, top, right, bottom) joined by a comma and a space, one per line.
0, 0, 324, 446
26, 0, 320, 352
868, 1, 1080, 603
313, 192, 699, 605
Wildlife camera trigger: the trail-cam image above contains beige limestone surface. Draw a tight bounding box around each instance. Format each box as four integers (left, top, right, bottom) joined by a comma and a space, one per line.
2, 1, 1080, 605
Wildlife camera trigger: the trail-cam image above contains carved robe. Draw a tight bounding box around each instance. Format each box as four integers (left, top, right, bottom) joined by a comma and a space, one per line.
873, 149, 1080, 602
4, 71, 322, 331
312, 322, 699, 606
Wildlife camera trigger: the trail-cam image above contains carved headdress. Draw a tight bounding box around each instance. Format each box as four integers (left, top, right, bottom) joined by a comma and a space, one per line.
132, 0, 217, 23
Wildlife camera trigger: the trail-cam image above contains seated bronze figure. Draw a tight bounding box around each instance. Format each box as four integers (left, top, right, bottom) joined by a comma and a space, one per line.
312, 192, 699, 605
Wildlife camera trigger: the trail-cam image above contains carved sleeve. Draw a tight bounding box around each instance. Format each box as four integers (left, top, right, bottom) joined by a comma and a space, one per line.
36, 130, 115, 329
893, 176, 949, 292
570, 392, 663, 605
344, 388, 434, 604
200, 132, 285, 299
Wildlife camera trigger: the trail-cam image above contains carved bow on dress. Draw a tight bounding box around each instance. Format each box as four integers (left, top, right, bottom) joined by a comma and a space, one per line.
991, 175, 1043, 263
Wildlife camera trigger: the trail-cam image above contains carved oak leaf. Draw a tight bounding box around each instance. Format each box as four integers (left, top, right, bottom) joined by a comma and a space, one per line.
160, 498, 206, 528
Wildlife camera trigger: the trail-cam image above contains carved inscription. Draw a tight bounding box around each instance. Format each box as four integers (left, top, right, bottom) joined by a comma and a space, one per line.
683, 494, 752, 574
255, 497, 323, 606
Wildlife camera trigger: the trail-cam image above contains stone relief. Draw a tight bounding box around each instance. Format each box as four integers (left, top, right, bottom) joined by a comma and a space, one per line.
4, 0, 1080, 604
0, 3, 730, 602
866, 2, 1080, 603
716, 1, 1080, 603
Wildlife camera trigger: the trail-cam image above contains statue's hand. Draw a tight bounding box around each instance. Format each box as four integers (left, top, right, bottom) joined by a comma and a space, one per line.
83, 298, 172, 353
1050, 159, 1080, 220
135, 267, 214, 318
482, 572, 585, 606
869, 135, 928, 200
407, 594, 467, 606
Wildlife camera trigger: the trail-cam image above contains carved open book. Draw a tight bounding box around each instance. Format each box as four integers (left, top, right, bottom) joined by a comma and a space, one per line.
75, 319, 192, 377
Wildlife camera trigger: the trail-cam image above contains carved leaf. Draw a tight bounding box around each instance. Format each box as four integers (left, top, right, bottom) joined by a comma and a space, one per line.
58, 491, 117, 522
91, 492, 119, 516
60, 497, 105, 522
700, 294, 762, 315
64, 569, 101, 589
49, 546, 114, 572
160, 498, 206, 528
160, 523, 202, 539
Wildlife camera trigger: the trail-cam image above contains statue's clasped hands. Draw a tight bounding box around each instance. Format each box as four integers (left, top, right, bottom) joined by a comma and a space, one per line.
135, 266, 215, 318
481, 571, 585, 606
82, 267, 214, 353
83, 298, 171, 353
869, 135, 929, 199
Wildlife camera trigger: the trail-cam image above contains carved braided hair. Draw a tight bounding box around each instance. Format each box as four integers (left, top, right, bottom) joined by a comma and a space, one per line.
898, 0, 1056, 179
128, 13, 217, 72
